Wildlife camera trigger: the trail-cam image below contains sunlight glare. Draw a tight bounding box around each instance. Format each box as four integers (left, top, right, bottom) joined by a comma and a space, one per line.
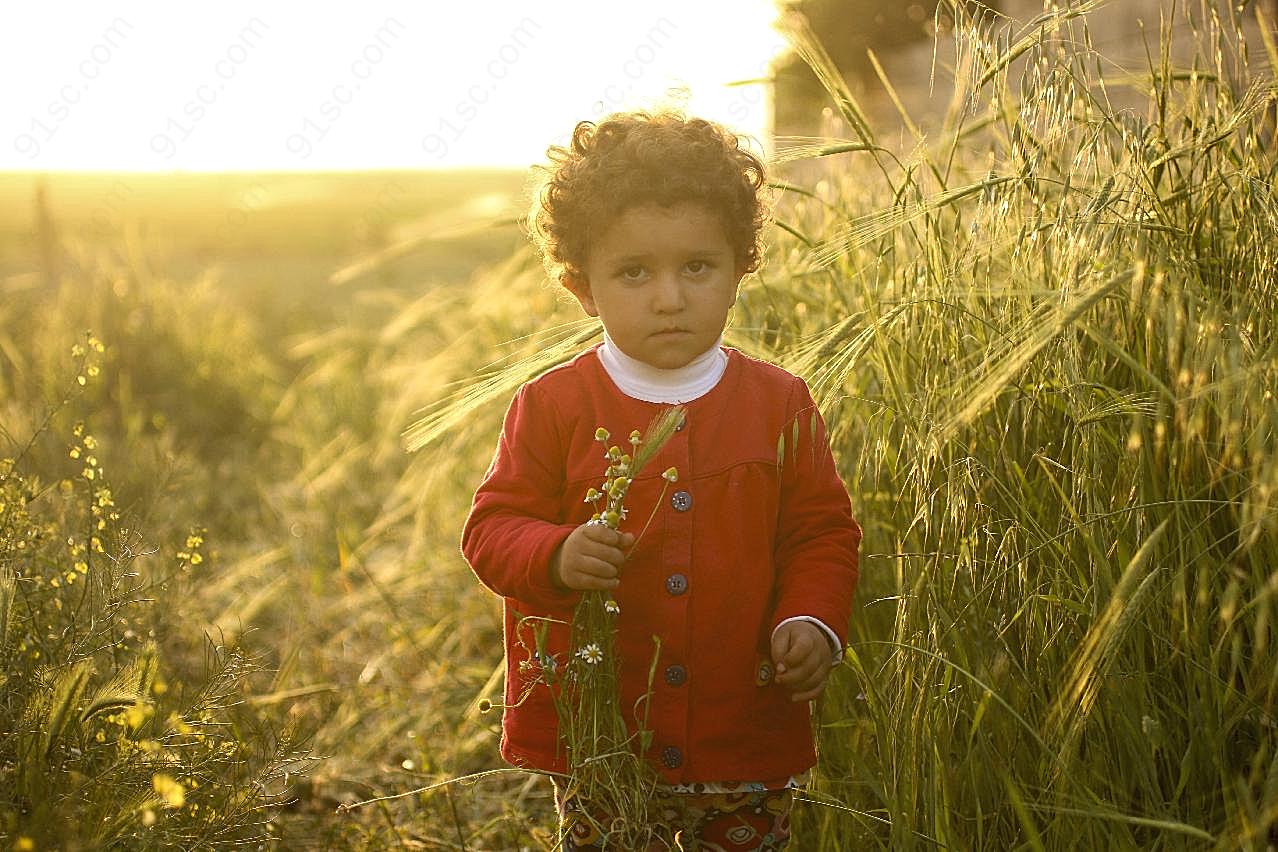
3, 1, 787, 172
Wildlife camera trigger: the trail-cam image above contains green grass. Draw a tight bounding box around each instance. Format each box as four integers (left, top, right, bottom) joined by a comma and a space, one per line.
2, 1, 1277, 848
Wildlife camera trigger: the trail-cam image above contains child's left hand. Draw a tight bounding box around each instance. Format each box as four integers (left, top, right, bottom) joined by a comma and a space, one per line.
771, 621, 834, 702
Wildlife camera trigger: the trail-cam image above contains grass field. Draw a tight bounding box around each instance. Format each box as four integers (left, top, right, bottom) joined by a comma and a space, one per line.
3, 2, 1278, 849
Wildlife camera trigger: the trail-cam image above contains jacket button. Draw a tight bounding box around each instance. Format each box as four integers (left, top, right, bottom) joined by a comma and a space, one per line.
670, 490, 693, 512
665, 573, 688, 595
661, 746, 683, 768
664, 664, 687, 686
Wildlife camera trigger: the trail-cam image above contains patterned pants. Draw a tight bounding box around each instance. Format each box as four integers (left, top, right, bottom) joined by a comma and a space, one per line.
553, 782, 794, 851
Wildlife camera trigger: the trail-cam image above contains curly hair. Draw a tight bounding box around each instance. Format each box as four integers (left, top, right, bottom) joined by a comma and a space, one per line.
529, 112, 768, 289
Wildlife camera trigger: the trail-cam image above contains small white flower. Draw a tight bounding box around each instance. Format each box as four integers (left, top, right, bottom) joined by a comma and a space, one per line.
578, 644, 604, 665
604, 600, 620, 615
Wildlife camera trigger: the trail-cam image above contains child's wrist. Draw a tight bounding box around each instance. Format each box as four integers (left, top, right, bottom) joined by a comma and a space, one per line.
548, 548, 568, 590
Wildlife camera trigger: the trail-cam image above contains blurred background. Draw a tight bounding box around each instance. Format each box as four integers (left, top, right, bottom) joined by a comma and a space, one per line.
3, 1, 1277, 849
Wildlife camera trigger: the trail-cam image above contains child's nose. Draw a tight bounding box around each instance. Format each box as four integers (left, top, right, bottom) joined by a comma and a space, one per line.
651, 273, 686, 313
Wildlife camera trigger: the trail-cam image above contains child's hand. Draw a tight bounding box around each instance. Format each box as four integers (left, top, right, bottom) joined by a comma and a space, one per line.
771, 621, 834, 702
549, 523, 635, 592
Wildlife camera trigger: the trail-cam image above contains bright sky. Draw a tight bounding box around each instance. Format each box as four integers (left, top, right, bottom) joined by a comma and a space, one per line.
3, 2, 788, 172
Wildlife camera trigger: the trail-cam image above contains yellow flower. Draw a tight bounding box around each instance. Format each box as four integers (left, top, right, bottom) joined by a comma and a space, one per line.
125, 702, 154, 729
594, 427, 610, 442
662, 467, 679, 483
152, 773, 185, 808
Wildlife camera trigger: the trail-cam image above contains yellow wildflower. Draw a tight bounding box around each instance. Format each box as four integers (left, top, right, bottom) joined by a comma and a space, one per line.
152, 773, 185, 808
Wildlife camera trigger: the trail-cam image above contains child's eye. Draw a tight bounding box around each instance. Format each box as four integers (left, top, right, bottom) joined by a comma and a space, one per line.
619, 265, 647, 281
685, 260, 710, 275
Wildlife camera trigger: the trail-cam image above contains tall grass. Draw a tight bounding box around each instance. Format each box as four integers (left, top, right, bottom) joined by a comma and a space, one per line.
0, 339, 306, 848
752, 2, 1278, 847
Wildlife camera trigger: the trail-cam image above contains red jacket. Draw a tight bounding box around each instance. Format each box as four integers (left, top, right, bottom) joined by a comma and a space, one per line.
461, 346, 860, 784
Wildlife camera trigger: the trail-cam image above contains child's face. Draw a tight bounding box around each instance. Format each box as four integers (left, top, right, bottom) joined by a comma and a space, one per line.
569, 202, 744, 370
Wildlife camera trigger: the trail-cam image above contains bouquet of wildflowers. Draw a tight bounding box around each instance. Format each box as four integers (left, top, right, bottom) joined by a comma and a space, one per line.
541, 405, 684, 847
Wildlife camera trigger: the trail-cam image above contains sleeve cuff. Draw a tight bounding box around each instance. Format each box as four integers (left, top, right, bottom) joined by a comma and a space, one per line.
521, 523, 581, 609
773, 615, 845, 663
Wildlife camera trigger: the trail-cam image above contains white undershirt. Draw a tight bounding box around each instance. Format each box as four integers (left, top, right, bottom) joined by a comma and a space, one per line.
596, 331, 727, 404
594, 333, 843, 665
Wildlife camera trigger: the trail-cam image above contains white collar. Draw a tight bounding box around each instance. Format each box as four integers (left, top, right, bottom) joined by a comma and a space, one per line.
596, 332, 728, 403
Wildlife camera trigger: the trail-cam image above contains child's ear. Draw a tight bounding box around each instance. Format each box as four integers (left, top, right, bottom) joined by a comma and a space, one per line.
563, 273, 599, 317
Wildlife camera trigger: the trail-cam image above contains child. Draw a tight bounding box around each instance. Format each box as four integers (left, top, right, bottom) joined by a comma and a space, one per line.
461, 112, 860, 850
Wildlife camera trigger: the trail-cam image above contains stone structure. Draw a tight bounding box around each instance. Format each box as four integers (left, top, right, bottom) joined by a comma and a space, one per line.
773, 0, 1275, 145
